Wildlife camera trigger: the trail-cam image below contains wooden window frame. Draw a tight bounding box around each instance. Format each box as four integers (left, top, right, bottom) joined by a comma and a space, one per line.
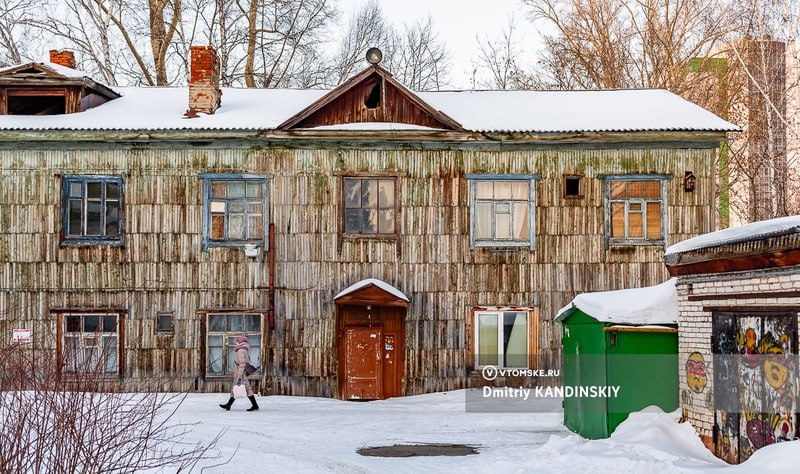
156, 311, 175, 334
200, 174, 270, 251
563, 174, 585, 199
60, 175, 125, 247
340, 174, 400, 239
467, 174, 539, 250
204, 312, 264, 377
604, 175, 669, 248
56, 311, 125, 377
468, 307, 539, 370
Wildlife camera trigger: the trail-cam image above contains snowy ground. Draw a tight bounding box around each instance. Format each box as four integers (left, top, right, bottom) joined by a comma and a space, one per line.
161, 390, 799, 473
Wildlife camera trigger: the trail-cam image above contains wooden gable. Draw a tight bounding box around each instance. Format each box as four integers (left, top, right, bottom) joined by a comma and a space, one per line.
0, 62, 119, 115
334, 282, 409, 308
279, 65, 462, 130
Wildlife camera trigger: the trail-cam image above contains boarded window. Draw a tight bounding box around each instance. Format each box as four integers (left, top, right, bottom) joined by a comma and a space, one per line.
469, 177, 535, 249
343, 177, 396, 236
203, 176, 268, 249
606, 178, 665, 244
206, 313, 263, 375
62, 176, 123, 246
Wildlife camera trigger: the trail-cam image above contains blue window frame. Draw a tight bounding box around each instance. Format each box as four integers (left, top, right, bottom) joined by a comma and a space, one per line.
61, 176, 124, 246
467, 174, 539, 249
604, 174, 669, 247
200, 174, 269, 250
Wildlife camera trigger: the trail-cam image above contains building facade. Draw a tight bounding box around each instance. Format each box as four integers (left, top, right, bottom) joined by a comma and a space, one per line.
0, 47, 735, 399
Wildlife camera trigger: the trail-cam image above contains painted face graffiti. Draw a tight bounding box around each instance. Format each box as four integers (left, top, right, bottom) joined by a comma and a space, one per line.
746, 418, 776, 449
764, 356, 790, 390
685, 352, 707, 393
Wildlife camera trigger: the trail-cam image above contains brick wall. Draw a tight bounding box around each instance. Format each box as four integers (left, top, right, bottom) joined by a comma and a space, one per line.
676, 267, 800, 452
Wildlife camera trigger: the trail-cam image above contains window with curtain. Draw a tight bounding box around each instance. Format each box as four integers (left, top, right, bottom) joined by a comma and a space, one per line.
606, 177, 666, 245
468, 176, 536, 249
206, 313, 263, 375
475, 311, 529, 368
62, 313, 120, 374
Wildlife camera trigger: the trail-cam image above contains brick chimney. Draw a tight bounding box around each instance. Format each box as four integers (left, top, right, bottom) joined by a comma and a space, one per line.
187, 45, 221, 116
49, 50, 76, 69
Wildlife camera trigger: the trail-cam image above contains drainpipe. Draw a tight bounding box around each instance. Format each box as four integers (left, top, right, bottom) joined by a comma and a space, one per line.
268, 223, 276, 330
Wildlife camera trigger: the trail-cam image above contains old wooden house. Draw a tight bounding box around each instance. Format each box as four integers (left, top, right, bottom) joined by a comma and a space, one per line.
0, 47, 736, 399
665, 216, 800, 463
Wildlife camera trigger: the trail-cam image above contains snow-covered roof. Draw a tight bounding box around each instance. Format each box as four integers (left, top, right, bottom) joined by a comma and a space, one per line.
333, 278, 409, 302
554, 278, 678, 325
0, 86, 738, 134
665, 215, 800, 255
0, 61, 96, 80
421, 89, 738, 133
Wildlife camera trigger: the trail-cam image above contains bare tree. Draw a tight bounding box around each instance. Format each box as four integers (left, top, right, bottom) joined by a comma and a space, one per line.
471, 18, 537, 90
389, 17, 449, 91
527, 0, 732, 93
329, 0, 395, 84
721, 0, 800, 223
0, 0, 48, 67
0, 341, 226, 472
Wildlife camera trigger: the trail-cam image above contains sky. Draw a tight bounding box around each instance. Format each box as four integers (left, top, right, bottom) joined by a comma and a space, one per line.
335, 0, 544, 89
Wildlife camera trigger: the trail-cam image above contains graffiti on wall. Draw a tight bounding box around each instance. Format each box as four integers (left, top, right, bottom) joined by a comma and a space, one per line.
712, 311, 798, 463
685, 352, 708, 393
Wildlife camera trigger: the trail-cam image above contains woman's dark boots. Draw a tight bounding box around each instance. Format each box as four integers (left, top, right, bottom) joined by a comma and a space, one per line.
247, 395, 259, 411
219, 397, 234, 410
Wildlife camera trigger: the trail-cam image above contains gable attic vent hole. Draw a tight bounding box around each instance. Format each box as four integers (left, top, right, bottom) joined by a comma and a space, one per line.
365, 82, 381, 109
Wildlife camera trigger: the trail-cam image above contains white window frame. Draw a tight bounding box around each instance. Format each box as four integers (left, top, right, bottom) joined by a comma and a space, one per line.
205, 312, 263, 376
62, 312, 120, 375
467, 174, 539, 250
474, 310, 531, 369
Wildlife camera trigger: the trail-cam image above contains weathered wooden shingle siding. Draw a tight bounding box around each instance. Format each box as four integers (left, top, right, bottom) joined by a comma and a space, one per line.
0, 138, 717, 395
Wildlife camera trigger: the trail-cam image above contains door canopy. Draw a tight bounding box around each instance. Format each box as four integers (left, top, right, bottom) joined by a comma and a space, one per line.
334, 278, 409, 308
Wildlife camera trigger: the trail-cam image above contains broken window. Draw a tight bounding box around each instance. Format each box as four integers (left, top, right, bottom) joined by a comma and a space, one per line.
62, 176, 124, 246
201, 175, 269, 249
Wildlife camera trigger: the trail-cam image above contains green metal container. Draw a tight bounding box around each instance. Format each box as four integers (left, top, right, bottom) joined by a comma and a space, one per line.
558, 308, 678, 439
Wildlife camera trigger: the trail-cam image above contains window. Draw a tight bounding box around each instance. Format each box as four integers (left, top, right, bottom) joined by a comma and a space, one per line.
467, 175, 537, 249
201, 175, 269, 249
342, 176, 397, 236
62, 176, 123, 246
475, 311, 530, 368
206, 313, 262, 375
606, 176, 667, 245
62, 313, 120, 374
157, 311, 174, 333
563, 174, 584, 198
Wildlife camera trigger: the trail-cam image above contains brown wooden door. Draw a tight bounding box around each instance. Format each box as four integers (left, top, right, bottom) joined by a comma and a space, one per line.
344, 327, 382, 400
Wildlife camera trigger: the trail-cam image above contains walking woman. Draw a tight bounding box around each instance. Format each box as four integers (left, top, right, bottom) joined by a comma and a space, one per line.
219, 335, 259, 411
